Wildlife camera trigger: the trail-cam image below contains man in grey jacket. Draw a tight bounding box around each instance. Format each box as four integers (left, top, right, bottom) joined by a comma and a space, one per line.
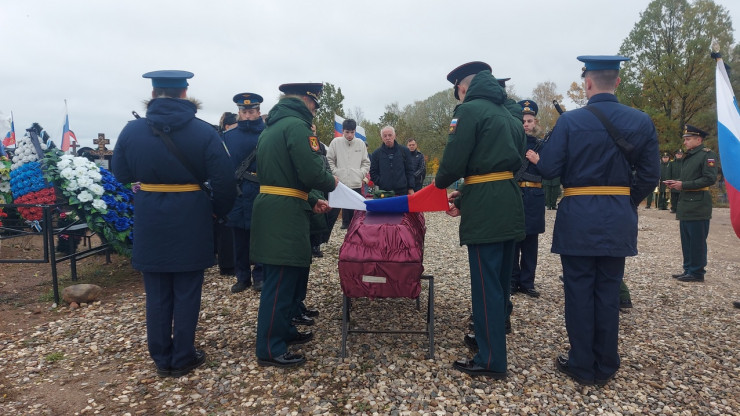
326, 119, 370, 232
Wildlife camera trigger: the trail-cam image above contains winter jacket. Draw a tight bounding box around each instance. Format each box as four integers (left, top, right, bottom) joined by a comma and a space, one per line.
249, 97, 336, 268
369, 141, 414, 195
113, 98, 236, 272
435, 69, 526, 245
326, 136, 370, 188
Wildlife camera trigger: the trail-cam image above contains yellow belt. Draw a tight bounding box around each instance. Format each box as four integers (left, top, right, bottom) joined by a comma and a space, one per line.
684, 187, 710, 192
140, 183, 201, 192
259, 185, 308, 201
563, 186, 631, 197
464, 171, 513, 185
518, 181, 542, 188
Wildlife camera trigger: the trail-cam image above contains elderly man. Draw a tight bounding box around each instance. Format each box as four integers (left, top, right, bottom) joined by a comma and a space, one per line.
369, 126, 415, 196
250, 82, 337, 368
665, 124, 718, 283
113, 70, 236, 378
326, 118, 370, 231
435, 61, 525, 380
535, 55, 659, 386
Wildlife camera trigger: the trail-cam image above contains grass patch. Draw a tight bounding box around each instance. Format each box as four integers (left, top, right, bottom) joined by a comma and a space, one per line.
45, 352, 65, 363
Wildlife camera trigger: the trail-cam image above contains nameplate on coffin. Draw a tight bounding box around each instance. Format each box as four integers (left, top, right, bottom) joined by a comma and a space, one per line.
362, 275, 387, 284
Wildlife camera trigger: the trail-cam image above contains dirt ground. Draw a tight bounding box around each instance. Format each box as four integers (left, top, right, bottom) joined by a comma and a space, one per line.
0, 204, 738, 414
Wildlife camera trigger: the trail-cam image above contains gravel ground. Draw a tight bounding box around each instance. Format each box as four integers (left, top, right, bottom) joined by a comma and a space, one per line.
1, 208, 739, 415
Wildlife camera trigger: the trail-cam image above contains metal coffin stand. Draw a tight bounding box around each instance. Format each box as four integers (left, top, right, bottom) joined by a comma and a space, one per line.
340, 274, 434, 359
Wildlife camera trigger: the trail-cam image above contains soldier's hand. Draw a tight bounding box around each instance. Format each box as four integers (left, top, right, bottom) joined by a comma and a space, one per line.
446, 205, 460, 217
525, 150, 540, 164
448, 190, 461, 203
313, 199, 331, 214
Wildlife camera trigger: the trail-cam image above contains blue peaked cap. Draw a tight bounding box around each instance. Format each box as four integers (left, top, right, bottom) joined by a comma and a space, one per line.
577, 55, 630, 76
142, 70, 194, 88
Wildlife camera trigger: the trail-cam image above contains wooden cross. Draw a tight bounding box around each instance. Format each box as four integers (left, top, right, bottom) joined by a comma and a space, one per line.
69, 140, 79, 154
93, 133, 110, 151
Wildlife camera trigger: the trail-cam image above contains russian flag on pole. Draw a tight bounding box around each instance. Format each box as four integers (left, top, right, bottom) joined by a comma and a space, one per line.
61, 112, 76, 152
3, 115, 15, 147
334, 114, 367, 141
715, 55, 740, 238
364, 184, 449, 213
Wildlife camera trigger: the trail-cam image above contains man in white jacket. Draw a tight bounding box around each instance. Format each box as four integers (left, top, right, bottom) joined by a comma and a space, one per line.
326, 118, 371, 233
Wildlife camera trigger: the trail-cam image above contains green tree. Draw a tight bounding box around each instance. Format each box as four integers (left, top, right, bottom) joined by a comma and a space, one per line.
401, 90, 458, 158
618, 0, 734, 152
314, 83, 345, 145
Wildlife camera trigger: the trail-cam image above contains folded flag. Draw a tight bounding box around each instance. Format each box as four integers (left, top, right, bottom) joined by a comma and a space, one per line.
365, 183, 449, 213
715, 55, 740, 238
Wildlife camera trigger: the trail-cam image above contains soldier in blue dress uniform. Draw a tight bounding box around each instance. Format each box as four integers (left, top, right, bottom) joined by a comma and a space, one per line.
223, 92, 266, 294
535, 56, 659, 386
511, 100, 545, 298
113, 70, 236, 377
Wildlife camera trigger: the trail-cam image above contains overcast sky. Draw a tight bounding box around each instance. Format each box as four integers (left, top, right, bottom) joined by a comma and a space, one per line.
1, 0, 738, 149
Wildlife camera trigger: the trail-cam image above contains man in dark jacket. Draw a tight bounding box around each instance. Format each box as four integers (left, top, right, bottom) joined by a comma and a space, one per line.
370, 126, 415, 196
250, 83, 337, 368
406, 138, 426, 192
536, 55, 659, 386
435, 61, 525, 380
666, 124, 718, 282
113, 70, 236, 378
224, 92, 266, 294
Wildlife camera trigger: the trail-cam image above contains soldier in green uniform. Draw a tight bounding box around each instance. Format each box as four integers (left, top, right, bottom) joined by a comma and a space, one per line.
668, 149, 684, 213
435, 61, 525, 380
658, 152, 671, 209
250, 83, 337, 368
665, 125, 718, 282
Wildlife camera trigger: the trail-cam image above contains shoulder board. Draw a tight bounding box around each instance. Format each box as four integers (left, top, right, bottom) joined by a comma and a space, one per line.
703, 148, 711, 152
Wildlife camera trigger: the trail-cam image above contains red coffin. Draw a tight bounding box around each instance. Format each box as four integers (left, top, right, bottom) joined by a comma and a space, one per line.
338, 211, 425, 299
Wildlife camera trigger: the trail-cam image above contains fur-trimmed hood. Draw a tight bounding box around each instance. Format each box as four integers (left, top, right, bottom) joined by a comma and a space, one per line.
143, 97, 202, 132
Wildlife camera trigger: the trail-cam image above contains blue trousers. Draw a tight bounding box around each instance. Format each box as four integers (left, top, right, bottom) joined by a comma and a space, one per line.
142, 271, 204, 370
468, 241, 515, 373
561, 255, 623, 383
679, 220, 710, 277
511, 233, 539, 290
256, 264, 302, 359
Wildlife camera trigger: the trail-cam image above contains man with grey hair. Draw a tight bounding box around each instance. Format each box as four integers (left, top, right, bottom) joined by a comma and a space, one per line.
369, 126, 415, 196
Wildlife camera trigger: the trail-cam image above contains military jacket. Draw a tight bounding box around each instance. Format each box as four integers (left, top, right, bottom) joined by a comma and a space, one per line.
537, 93, 659, 257
249, 97, 335, 268
223, 118, 265, 230
659, 161, 671, 181
668, 158, 683, 193
677, 145, 718, 221
435, 70, 525, 246
113, 98, 236, 272
521, 134, 545, 235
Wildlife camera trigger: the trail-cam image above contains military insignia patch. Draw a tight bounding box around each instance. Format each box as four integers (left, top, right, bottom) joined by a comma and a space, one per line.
707, 158, 715, 167
309, 136, 320, 152
448, 118, 458, 134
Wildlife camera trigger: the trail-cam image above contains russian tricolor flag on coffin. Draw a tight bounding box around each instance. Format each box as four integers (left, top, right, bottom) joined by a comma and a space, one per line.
364, 184, 449, 213
334, 114, 367, 141
715, 56, 740, 238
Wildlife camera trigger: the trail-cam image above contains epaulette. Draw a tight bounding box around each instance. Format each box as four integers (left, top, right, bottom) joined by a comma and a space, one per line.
704, 148, 711, 152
